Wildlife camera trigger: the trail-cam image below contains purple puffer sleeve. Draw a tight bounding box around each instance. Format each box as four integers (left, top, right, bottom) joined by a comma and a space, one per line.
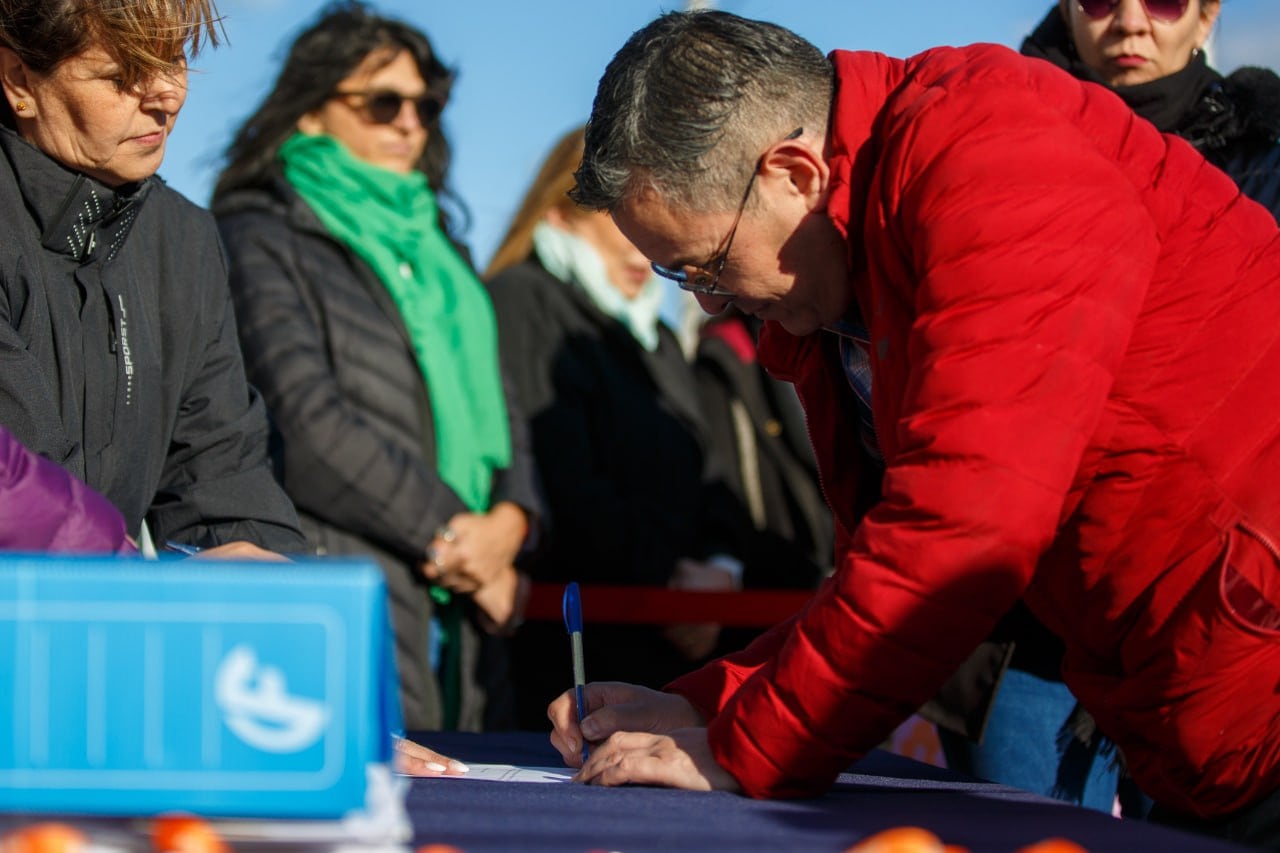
0, 426, 135, 555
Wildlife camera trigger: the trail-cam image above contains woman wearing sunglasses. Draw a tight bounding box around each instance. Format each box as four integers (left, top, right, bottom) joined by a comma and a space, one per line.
1023, 0, 1279, 218
211, 1, 542, 734
926, 0, 1280, 817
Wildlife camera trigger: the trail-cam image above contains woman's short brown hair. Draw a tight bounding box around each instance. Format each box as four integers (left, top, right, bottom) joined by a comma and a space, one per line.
0, 0, 221, 87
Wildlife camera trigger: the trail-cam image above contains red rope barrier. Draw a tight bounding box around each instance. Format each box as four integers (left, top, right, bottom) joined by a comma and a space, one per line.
525, 583, 814, 627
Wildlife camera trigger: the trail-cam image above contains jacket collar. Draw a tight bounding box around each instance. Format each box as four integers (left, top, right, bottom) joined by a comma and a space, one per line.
759, 50, 903, 377
0, 124, 149, 264
824, 50, 904, 248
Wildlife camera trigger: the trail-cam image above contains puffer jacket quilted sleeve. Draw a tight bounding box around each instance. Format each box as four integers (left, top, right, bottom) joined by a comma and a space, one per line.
0, 425, 133, 554
672, 46, 1264, 800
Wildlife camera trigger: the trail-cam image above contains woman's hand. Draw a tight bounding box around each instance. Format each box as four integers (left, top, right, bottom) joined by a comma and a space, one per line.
471, 565, 531, 634
548, 681, 706, 768
393, 736, 469, 776
663, 557, 740, 661
193, 541, 291, 562
421, 502, 528, 593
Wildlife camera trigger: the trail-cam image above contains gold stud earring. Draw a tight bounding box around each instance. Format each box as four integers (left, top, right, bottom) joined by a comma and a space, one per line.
14, 101, 27, 113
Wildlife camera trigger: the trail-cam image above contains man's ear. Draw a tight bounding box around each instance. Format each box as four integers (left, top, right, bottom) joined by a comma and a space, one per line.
762, 136, 830, 212
0, 47, 35, 113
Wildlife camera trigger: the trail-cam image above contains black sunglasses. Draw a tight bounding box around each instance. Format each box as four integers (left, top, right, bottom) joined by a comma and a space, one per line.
1077, 0, 1189, 23
331, 89, 444, 126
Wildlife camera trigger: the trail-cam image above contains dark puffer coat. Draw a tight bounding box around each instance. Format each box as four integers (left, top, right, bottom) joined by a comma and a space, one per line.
215, 179, 542, 732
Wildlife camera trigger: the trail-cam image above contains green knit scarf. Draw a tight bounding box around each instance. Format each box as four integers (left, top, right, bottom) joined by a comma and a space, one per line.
280, 132, 511, 511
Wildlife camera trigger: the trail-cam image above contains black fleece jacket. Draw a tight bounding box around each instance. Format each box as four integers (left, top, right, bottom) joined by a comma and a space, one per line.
0, 127, 302, 550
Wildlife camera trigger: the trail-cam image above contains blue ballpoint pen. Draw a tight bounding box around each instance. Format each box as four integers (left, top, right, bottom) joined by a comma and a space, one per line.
562, 581, 589, 761
163, 540, 202, 556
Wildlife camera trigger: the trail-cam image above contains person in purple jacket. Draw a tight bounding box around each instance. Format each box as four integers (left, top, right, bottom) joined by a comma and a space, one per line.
0, 423, 474, 776
0, 425, 134, 555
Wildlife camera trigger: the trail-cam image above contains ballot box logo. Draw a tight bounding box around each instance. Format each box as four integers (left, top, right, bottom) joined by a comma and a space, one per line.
215, 644, 330, 754
0, 559, 384, 818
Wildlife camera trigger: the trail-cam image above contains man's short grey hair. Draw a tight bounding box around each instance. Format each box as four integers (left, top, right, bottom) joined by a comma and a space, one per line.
571, 10, 834, 214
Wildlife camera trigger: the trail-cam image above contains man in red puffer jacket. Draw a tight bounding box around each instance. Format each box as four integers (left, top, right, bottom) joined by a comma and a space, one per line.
548, 9, 1280, 846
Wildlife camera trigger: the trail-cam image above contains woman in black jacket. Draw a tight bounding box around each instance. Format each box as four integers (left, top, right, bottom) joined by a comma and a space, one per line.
1023, 0, 1280, 218
486, 127, 752, 728
0, 0, 302, 557
212, 2, 540, 732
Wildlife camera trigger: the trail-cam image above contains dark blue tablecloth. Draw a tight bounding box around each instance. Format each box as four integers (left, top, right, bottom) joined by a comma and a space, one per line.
404, 731, 1250, 852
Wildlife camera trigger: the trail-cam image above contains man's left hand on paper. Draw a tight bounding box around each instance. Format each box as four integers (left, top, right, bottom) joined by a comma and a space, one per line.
573, 727, 741, 793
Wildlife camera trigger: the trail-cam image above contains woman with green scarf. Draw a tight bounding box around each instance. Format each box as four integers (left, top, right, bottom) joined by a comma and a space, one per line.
211, 1, 541, 734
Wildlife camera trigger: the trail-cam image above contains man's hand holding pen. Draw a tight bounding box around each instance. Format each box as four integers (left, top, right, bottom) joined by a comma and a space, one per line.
545, 679, 739, 792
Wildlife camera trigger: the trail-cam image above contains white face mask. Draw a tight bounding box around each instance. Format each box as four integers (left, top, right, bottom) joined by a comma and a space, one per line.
533, 221, 666, 352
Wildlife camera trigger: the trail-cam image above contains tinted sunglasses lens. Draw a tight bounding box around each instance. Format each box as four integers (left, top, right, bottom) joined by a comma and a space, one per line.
1077, 0, 1186, 20
1144, 0, 1188, 20
365, 92, 404, 124
1077, 0, 1115, 17
414, 96, 444, 125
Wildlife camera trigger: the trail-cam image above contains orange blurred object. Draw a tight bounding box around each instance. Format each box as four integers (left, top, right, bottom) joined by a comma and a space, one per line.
416, 846, 466, 853
842, 826, 947, 852
0, 823, 87, 853
1016, 840, 1089, 853
150, 815, 230, 853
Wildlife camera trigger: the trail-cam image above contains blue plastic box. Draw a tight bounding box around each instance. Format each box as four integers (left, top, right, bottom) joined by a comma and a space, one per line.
0, 555, 402, 819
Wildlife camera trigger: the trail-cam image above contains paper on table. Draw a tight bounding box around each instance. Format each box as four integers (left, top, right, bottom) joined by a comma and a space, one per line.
424, 764, 574, 783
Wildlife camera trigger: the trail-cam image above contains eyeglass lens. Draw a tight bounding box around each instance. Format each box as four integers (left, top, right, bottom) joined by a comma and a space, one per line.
1077, 0, 1189, 23
362, 91, 444, 125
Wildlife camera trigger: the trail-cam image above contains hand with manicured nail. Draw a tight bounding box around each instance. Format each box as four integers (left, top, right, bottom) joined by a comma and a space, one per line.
393, 736, 470, 776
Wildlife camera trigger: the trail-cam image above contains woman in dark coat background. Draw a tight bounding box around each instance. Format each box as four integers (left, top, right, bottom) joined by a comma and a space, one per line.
486, 127, 753, 728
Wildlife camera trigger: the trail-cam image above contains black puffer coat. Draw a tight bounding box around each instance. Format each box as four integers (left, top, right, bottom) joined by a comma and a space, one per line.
215, 179, 542, 732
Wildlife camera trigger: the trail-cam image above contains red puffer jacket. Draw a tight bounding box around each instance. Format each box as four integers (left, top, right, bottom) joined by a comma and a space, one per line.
668, 45, 1280, 818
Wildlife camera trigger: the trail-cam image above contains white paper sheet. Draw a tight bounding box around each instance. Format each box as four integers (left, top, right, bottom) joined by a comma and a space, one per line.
431, 764, 575, 783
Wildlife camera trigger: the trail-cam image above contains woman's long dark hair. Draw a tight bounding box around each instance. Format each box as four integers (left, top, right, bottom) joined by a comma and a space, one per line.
212, 0, 464, 233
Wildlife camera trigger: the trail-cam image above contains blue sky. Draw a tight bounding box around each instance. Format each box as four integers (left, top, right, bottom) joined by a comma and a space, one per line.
167, 0, 1280, 269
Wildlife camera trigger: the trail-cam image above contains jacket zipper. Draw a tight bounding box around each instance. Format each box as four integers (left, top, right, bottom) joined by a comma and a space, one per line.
1239, 517, 1280, 564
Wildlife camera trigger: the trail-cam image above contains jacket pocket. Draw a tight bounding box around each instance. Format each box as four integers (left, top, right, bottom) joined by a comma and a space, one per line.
1221, 521, 1280, 634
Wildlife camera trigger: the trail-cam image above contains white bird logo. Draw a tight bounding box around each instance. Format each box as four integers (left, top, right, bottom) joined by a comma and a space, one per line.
214, 645, 329, 753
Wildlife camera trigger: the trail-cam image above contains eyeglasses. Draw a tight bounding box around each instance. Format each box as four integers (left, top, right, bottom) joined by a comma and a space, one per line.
651, 127, 804, 299
1076, 0, 1189, 23
331, 89, 444, 126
